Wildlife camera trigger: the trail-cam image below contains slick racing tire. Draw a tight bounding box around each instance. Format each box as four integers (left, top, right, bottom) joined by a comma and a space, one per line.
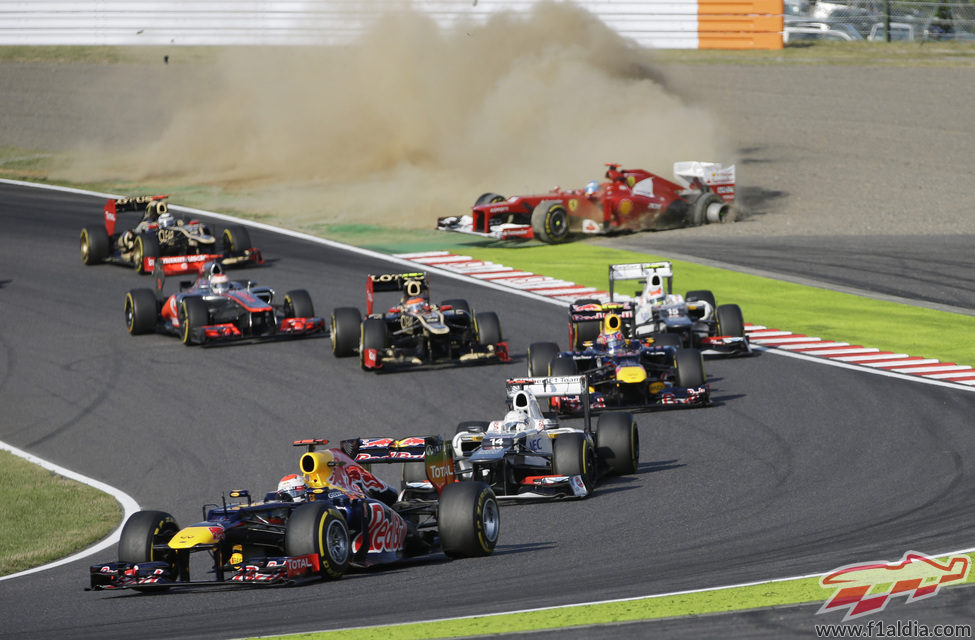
222, 225, 252, 254
456, 420, 490, 435
133, 233, 160, 274
596, 412, 640, 476
178, 296, 208, 346
440, 298, 471, 316
474, 192, 506, 206
118, 510, 180, 590
649, 332, 682, 348
285, 503, 350, 581
549, 354, 579, 376
688, 193, 727, 226
531, 200, 571, 244
402, 459, 431, 485
438, 481, 500, 558
360, 317, 387, 368
330, 307, 362, 357
474, 311, 502, 347
284, 289, 315, 318
674, 348, 706, 388
571, 319, 601, 350
685, 290, 717, 309
716, 303, 746, 337
124, 288, 158, 335
80, 227, 109, 265
527, 342, 560, 377
553, 432, 596, 493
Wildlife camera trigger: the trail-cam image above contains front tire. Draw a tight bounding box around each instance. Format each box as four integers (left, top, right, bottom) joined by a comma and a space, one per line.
80, 227, 110, 265
118, 510, 180, 586
474, 311, 502, 346
360, 317, 387, 368
674, 348, 706, 388
438, 481, 500, 558
178, 296, 208, 346
283, 289, 315, 318
716, 303, 745, 337
531, 200, 571, 244
553, 432, 596, 493
330, 307, 362, 357
133, 234, 160, 274
527, 342, 560, 377
549, 354, 579, 376
285, 503, 350, 580
596, 412, 639, 475
222, 225, 252, 253
124, 289, 158, 335
474, 193, 505, 206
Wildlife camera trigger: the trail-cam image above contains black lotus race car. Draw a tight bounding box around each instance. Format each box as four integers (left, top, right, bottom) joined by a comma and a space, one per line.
123, 262, 325, 345
88, 436, 499, 591
80, 194, 263, 275
528, 313, 709, 412
330, 272, 509, 370
443, 376, 639, 500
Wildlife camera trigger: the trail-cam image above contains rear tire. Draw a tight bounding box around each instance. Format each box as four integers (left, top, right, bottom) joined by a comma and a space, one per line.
440, 298, 471, 316
178, 296, 208, 346
571, 319, 601, 349
284, 289, 315, 318
80, 227, 110, 265
685, 290, 716, 308
674, 348, 706, 388
689, 193, 726, 226
285, 503, 350, 580
222, 225, 252, 253
553, 432, 595, 493
596, 413, 639, 475
124, 289, 158, 335
474, 312, 502, 346
527, 342, 560, 377
133, 234, 160, 274
531, 200, 571, 244
716, 304, 745, 337
330, 307, 362, 357
438, 481, 500, 558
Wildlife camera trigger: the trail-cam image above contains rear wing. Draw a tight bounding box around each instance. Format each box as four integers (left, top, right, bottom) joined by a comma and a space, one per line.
340, 435, 454, 496
506, 376, 593, 432
608, 262, 673, 301
672, 162, 735, 202
103, 195, 168, 236
366, 272, 429, 315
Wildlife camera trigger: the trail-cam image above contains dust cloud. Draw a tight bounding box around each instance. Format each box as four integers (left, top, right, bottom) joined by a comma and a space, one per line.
61, 1, 732, 230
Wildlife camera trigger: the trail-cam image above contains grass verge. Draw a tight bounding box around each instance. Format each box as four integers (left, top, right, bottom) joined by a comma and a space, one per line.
0, 450, 120, 576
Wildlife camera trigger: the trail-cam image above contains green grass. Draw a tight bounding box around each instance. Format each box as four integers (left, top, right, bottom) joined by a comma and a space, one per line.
0, 450, 120, 576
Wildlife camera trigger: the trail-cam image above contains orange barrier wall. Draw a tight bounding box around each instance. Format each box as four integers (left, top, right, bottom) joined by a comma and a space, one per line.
698, 0, 785, 49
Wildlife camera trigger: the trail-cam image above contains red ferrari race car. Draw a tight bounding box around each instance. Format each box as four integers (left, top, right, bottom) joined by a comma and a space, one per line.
123, 262, 325, 346
330, 272, 509, 370
80, 195, 264, 275
436, 162, 735, 243
88, 436, 499, 591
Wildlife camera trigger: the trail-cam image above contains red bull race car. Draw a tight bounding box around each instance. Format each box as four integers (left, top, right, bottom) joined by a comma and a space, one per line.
123, 262, 325, 346
80, 195, 264, 275
436, 162, 735, 244
88, 437, 499, 591
528, 312, 710, 413
329, 272, 509, 370
568, 262, 750, 357
445, 376, 639, 500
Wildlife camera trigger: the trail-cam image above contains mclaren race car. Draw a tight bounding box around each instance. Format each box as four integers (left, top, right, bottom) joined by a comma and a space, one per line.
329, 272, 509, 370
80, 195, 264, 275
568, 262, 751, 357
443, 376, 639, 500
123, 262, 325, 345
88, 437, 499, 591
528, 312, 710, 413
436, 162, 735, 244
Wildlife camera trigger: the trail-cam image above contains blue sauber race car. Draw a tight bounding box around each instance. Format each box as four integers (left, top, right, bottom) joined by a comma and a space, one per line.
88, 437, 499, 591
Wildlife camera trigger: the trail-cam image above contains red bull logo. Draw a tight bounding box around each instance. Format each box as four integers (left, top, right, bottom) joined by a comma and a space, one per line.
818, 550, 970, 621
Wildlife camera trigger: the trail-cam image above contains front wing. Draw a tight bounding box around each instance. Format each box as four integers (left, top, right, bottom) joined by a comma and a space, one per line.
551, 383, 710, 413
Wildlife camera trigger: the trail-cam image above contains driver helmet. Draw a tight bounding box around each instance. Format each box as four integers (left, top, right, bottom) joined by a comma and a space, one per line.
276, 474, 306, 501
210, 272, 230, 294
158, 212, 176, 228
644, 275, 666, 305
584, 180, 600, 196
403, 296, 427, 314
502, 409, 529, 433
598, 314, 626, 354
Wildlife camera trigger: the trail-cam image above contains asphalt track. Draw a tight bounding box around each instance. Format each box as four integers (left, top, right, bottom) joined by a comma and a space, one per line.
2, 182, 974, 640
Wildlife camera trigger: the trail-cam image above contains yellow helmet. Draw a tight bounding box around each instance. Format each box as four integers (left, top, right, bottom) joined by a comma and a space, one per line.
602, 313, 622, 334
